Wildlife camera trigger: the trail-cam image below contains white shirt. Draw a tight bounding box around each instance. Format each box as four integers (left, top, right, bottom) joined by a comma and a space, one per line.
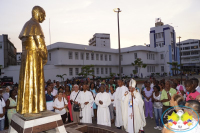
109, 92, 115, 104
70, 91, 81, 102
45, 89, 58, 97
0, 99, 5, 120
195, 86, 200, 93
53, 97, 68, 115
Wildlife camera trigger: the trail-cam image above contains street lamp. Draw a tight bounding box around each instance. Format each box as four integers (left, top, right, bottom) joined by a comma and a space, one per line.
113, 8, 122, 80
178, 36, 182, 84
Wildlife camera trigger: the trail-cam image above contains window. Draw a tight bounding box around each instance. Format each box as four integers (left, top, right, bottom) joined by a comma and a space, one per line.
182, 52, 190, 55
0, 42, 2, 49
96, 54, 99, 60
105, 68, 108, 74
86, 53, 89, 60
69, 68, 73, 76
96, 68, 99, 74
134, 53, 137, 59
121, 67, 123, 73
184, 47, 190, 50
101, 68, 104, 74
151, 54, 153, 60
100, 54, 103, 61
75, 52, 79, 60
147, 66, 149, 72
147, 53, 148, 59
149, 53, 150, 59
92, 68, 94, 75
69, 52, 73, 59
49, 53, 51, 61
191, 51, 198, 55
109, 55, 111, 61
121, 55, 123, 61
75, 68, 79, 75
91, 53, 94, 60
172, 55, 174, 60
158, 33, 161, 38
161, 54, 164, 59
105, 54, 107, 61
153, 54, 155, 60
191, 46, 198, 49
135, 66, 138, 73
161, 66, 164, 72
161, 32, 164, 38
81, 53, 84, 60
109, 68, 112, 74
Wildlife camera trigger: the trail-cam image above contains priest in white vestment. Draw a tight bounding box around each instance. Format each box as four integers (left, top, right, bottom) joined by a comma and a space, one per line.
79, 84, 94, 123
95, 85, 111, 126
123, 79, 146, 133
114, 80, 129, 128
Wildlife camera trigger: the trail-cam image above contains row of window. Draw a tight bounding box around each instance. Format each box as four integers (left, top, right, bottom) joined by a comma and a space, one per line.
147, 53, 155, 60
155, 32, 164, 39
177, 41, 199, 46
69, 67, 112, 76
69, 52, 112, 61
147, 66, 156, 73
180, 45, 199, 50
181, 51, 199, 56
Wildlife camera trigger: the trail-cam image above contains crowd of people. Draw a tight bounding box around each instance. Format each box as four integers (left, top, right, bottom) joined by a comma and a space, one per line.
0, 76, 200, 133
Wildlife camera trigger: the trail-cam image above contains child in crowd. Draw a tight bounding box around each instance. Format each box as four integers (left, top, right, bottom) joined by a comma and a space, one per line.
185, 80, 200, 101
109, 85, 115, 124
152, 85, 163, 130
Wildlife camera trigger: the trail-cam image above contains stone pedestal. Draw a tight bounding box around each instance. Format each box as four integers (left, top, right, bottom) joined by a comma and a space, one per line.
8, 111, 66, 133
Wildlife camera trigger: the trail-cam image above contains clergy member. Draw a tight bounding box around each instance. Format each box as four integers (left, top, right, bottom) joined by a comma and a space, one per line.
114, 80, 128, 129
123, 79, 146, 133
79, 83, 94, 123
95, 85, 111, 127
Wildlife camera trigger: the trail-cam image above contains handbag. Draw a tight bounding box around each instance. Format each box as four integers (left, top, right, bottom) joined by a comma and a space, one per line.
73, 91, 80, 112
63, 97, 69, 113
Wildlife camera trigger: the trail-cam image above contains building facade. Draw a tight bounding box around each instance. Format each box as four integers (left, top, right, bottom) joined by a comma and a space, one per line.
2, 21, 181, 83
0, 34, 17, 68
176, 39, 200, 73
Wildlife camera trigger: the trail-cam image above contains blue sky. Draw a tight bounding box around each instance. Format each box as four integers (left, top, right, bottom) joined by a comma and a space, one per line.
0, 0, 200, 52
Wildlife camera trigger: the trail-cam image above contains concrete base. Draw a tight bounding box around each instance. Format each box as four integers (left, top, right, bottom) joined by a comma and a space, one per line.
8, 111, 66, 133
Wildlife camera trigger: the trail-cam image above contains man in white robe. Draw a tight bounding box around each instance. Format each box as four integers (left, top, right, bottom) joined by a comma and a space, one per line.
95, 85, 111, 126
123, 79, 146, 133
114, 80, 128, 128
79, 84, 94, 123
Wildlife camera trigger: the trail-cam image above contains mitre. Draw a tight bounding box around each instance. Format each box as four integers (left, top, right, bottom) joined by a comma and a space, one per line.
129, 79, 136, 88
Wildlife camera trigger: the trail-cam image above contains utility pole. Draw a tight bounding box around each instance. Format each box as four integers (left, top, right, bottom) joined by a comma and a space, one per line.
114, 8, 122, 80
178, 36, 182, 84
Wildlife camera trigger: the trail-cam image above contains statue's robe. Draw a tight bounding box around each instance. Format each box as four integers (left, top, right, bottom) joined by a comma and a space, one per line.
17, 18, 48, 114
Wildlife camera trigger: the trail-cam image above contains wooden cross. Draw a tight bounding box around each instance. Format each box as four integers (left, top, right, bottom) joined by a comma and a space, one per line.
129, 113, 133, 119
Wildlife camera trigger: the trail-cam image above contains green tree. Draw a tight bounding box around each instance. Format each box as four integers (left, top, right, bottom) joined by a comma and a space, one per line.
56, 74, 67, 84
132, 70, 137, 76
167, 62, 182, 76
109, 73, 116, 78
131, 58, 147, 77
78, 65, 94, 78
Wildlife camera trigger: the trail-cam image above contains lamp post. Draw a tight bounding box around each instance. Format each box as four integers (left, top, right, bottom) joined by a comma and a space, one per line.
178, 36, 182, 84
114, 8, 122, 80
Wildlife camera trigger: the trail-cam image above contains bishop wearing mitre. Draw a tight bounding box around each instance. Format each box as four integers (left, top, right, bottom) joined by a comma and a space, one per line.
17, 6, 47, 114
123, 79, 146, 133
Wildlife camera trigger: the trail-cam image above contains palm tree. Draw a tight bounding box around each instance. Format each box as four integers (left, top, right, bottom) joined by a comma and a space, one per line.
56, 74, 67, 84
132, 58, 147, 78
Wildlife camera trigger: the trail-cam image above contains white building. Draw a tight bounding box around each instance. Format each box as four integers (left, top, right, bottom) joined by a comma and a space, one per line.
0, 34, 17, 68
176, 39, 200, 73
89, 33, 110, 48
2, 20, 180, 83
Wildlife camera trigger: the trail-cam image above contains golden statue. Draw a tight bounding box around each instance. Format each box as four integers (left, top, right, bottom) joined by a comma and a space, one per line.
17, 6, 47, 114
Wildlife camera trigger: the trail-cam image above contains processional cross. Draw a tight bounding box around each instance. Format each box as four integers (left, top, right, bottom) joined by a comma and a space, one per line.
129, 113, 134, 119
